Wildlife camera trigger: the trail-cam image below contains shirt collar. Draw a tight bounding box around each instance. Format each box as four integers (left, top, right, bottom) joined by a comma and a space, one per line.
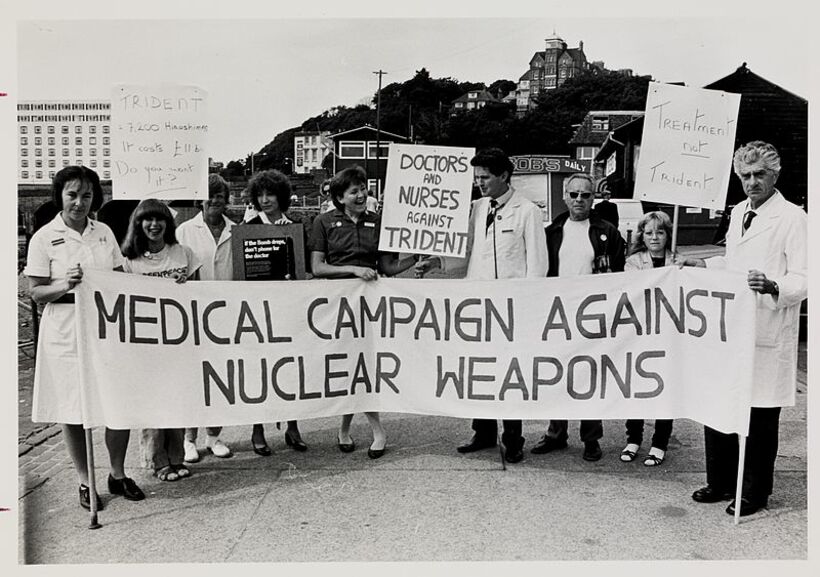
490, 186, 514, 208
746, 189, 780, 216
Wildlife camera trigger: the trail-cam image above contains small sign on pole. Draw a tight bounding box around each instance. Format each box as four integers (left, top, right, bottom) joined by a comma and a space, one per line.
635, 82, 741, 211
111, 84, 208, 201
379, 144, 474, 258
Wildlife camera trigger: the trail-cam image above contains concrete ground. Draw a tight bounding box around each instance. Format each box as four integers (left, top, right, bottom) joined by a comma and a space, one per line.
15, 247, 811, 565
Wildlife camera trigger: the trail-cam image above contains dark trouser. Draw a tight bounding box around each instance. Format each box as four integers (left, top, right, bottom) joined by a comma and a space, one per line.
704, 407, 781, 503
547, 420, 602, 444
471, 419, 523, 451
625, 419, 673, 451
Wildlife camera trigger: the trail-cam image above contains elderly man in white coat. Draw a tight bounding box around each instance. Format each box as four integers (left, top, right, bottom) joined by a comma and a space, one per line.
683, 141, 807, 517
415, 148, 548, 463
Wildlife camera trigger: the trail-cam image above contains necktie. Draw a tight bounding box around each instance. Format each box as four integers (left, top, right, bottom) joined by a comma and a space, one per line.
742, 210, 757, 236
486, 199, 499, 232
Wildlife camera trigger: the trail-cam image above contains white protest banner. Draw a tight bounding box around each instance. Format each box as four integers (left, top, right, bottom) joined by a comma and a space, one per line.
110, 84, 208, 200
379, 144, 474, 257
635, 82, 741, 210
76, 267, 755, 435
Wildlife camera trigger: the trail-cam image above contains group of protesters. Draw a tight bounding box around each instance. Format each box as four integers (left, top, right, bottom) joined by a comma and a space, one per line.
24, 140, 805, 519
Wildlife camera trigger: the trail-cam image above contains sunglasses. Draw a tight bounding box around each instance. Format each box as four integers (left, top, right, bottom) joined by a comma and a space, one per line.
568, 192, 592, 199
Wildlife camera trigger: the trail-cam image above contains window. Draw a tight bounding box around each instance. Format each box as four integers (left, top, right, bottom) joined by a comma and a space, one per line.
468, 92, 477, 99
35, 159, 42, 168
102, 137, 110, 145
102, 125, 109, 134
103, 160, 110, 168
103, 171, 110, 179
21, 171, 29, 179
367, 179, 381, 196
35, 171, 42, 179
34, 126, 42, 134
35, 149, 42, 156
20, 137, 27, 145
75, 126, 82, 134
62, 125, 69, 133
21, 159, 28, 168
89, 137, 97, 145
90, 159, 97, 167
591, 116, 610, 131
103, 148, 110, 156
90, 149, 96, 156
577, 146, 597, 160
35, 137, 42, 145
48, 160, 56, 168
76, 160, 83, 166
20, 126, 28, 134
47, 126, 55, 134
49, 171, 56, 179
48, 148, 55, 156
48, 137, 55, 145
75, 137, 82, 145
62, 137, 69, 145
76, 148, 83, 156
62, 148, 69, 156
21, 149, 28, 157
367, 142, 390, 159
89, 125, 97, 134
339, 141, 365, 158
62, 159, 70, 167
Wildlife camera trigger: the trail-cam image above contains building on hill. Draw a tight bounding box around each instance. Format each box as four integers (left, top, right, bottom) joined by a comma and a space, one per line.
514, 34, 589, 114
450, 89, 500, 114
17, 100, 112, 184
327, 125, 409, 199
293, 130, 332, 175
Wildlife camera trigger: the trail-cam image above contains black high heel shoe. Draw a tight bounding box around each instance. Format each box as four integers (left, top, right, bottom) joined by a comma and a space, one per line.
284, 429, 308, 452
252, 440, 272, 457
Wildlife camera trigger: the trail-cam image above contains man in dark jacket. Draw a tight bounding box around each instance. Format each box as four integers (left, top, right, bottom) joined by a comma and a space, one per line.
593, 190, 619, 231
531, 173, 625, 461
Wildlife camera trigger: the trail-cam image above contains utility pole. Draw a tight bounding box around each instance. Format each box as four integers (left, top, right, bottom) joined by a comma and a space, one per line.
373, 69, 387, 200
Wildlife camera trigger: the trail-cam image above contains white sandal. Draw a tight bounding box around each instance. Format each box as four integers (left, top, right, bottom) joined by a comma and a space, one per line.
620, 443, 640, 462
643, 447, 666, 467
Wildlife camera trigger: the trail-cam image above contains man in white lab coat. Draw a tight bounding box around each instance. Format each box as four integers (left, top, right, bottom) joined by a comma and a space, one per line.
685, 141, 807, 517
415, 148, 548, 463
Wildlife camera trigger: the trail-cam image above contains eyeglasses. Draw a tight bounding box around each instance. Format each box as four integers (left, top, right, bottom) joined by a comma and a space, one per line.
568, 192, 592, 199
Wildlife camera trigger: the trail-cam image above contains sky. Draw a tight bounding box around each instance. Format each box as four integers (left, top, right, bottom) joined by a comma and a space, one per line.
14, 13, 811, 164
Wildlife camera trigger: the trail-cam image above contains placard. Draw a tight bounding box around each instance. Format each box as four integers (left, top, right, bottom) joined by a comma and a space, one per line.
635, 82, 740, 210
231, 223, 306, 281
110, 84, 208, 200
379, 144, 473, 257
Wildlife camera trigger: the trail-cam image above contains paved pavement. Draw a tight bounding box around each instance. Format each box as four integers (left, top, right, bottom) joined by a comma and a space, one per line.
15, 250, 811, 565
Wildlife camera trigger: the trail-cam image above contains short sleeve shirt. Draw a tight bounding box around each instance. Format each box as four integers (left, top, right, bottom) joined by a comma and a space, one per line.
24, 214, 124, 281
123, 243, 201, 280
310, 208, 381, 270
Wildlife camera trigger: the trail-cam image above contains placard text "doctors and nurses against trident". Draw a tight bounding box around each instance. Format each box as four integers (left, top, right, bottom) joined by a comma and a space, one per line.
111, 84, 209, 201
635, 82, 740, 211
379, 144, 474, 258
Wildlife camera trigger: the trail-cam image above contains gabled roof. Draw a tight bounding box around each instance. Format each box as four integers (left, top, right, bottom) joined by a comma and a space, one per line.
518, 69, 533, 82
328, 125, 408, 141
450, 89, 500, 105
704, 63, 806, 102
569, 111, 644, 145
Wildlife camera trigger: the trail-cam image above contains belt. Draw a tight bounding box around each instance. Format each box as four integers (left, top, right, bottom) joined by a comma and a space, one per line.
53, 293, 76, 304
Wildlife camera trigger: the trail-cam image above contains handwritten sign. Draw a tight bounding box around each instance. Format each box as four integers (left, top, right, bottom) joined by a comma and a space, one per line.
110, 84, 208, 200
635, 82, 740, 210
379, 144, 473, 257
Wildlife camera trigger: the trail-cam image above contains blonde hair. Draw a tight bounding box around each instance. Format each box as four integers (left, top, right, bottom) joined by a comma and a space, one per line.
629, 211, 672, 256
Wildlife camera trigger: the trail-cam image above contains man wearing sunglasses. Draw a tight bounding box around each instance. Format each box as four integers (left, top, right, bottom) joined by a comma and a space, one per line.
531, 172, 625, 462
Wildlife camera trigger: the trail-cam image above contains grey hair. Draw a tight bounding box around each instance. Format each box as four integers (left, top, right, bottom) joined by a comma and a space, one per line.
562, 172, 596, 194
732, 141, 781, 176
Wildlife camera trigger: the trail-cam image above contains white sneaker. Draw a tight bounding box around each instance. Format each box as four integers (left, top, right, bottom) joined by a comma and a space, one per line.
183, 439, 200, 463
206, 437, 232, 458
